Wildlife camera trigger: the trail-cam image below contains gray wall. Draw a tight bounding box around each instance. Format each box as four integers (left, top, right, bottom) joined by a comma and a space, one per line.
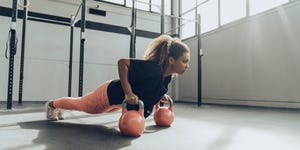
0, 0, 170, 101
180, 1, 300, 108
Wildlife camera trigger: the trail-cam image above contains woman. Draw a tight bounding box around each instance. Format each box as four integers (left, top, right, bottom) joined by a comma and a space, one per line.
46, 34, 190, 120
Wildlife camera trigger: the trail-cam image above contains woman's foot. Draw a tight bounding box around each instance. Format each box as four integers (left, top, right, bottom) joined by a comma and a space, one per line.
45, 100, 58, 121
57, 109, 65, 120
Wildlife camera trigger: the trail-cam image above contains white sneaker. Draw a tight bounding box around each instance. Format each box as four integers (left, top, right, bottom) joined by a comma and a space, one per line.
57, 109, 65, 120
45, 100, 58, 121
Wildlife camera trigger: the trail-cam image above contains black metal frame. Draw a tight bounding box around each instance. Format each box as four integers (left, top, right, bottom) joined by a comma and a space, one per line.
69, 3, 83, 97
197, 14, 202, 106
18, 0, 28, 104
129, 0, 136, 58
78, 0, 86, 96
6, 0, 201, 108
160, 0, 165, 34
68, 16, 74, 97
7, 0, 18, 109
6, 0, 87, 108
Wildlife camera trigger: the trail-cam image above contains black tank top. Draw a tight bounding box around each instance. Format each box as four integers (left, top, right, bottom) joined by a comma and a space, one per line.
107, 59, 172, 118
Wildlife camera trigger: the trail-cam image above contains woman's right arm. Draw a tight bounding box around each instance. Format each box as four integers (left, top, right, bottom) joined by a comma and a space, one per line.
118, 58, 139, 104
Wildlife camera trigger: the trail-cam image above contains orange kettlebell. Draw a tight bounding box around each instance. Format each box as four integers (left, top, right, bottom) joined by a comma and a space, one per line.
154, 95, 175, 127
119, 100, 146, 137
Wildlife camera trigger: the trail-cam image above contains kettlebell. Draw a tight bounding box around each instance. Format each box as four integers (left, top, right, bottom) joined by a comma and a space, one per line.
154, 96, 174, 127
118, 100, 146, 137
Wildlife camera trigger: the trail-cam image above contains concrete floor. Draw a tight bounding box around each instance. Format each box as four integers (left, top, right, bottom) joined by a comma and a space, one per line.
1, 102, 300, 150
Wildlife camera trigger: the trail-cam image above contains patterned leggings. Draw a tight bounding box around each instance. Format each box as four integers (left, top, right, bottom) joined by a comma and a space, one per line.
53, 80, 121, 114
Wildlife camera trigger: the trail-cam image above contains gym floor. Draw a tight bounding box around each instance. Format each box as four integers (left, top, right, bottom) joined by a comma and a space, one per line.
1, 102, 300, 150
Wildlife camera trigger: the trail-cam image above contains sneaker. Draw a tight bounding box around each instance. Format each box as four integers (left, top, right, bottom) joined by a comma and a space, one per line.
57, 109, 65, 120
45, 100, 58, 121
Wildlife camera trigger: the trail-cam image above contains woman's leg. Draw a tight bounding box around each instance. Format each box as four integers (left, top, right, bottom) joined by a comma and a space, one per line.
104, 105, 122, 113
48, 81, 111, 119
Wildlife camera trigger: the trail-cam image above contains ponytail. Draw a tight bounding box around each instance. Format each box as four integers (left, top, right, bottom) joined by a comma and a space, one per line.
144, 35, 189, 72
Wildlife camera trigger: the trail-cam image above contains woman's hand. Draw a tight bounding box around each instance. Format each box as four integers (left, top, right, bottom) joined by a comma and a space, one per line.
125, 93, 139, 105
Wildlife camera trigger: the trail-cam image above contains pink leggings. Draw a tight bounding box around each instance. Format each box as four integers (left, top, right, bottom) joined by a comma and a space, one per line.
53, 80, 121, 114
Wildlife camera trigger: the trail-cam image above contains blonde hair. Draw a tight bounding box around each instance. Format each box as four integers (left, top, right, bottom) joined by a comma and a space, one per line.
143, 34, 190, 72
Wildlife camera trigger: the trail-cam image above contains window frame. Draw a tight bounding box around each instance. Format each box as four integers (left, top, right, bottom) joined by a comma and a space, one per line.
179, 0, 292, 39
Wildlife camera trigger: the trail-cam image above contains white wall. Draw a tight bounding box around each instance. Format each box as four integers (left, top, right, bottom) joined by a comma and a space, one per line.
180, 1, 300, 108
0, 0, 168, 101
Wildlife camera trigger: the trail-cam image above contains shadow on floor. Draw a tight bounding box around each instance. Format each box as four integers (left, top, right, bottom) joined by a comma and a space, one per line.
18, 120, 169, 150
18, 120, 136, 150
144, 125, 170, 134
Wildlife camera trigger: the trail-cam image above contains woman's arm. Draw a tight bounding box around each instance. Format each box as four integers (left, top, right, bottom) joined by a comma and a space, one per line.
118, 58, 139, 104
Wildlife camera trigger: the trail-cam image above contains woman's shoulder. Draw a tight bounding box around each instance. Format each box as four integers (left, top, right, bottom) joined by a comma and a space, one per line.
130, 59, 159, 66
129, 59, 162, 73
130, 59, 155, 63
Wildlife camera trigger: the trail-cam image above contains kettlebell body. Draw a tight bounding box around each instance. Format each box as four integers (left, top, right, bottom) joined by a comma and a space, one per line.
154, 96, 174, 127
119, 100, 146, 137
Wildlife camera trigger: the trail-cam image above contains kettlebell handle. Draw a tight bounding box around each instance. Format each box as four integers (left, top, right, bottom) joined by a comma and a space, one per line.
122, 100, 144, 116
155, 95, 174, 110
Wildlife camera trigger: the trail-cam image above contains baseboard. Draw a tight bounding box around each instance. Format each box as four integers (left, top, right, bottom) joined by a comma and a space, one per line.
202, 98, 300, 109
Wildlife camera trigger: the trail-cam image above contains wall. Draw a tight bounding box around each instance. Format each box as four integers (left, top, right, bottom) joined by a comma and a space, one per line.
0, 0, 170, 102
180, 1, 300, 108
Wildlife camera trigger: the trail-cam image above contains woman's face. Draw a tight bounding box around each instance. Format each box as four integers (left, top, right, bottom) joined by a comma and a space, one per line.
170, 52, 190, 74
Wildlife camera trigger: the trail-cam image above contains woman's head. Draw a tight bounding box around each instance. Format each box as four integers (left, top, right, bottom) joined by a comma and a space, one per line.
144, 35, 190, 75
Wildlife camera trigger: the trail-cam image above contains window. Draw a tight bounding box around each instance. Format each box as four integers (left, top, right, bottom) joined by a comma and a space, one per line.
180, 0, 197, 39
102, 0, 125, 5
151, 0, 161, 12
125, 0, 171, 15
151, 0, 171, 15
180, 0, 291, 39
164, 0, 171, 15
181, 0, 197, 14
249, 0, 289, 16
126, 0, 132, 7
181, 10, 196, 39
136, 0, 150, 11
197, 0, 218, 34
126, 0, 150, 11
180, 0, 219, 38
220, 0, 246, 25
